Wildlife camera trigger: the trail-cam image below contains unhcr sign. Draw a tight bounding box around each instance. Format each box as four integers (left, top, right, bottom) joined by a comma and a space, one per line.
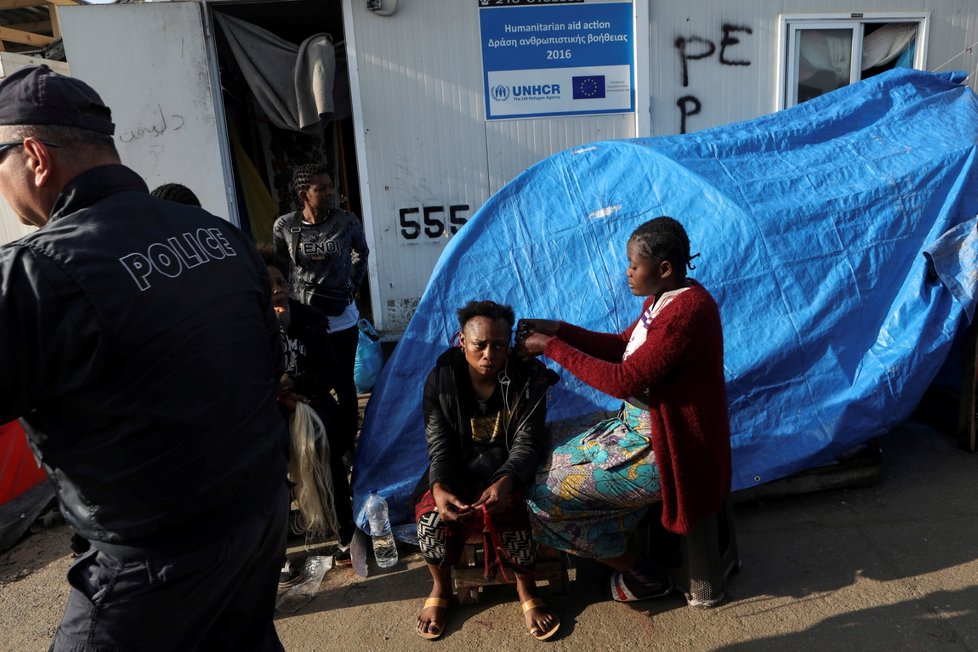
479, 0, 634, 120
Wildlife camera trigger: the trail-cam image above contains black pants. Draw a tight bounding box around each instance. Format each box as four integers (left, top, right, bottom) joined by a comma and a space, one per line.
327, 324, 359, 543
327, 324, 359, 454
52, 483, 289, 652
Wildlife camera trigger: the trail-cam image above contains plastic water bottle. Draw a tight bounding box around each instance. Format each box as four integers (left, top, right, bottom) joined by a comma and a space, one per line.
364, 491, 398, 568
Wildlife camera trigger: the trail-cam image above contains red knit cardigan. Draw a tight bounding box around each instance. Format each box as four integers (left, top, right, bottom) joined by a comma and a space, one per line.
543, 281, 732, 534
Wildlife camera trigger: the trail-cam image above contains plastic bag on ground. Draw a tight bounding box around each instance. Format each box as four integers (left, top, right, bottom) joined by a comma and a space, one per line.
275, 555, 333, 614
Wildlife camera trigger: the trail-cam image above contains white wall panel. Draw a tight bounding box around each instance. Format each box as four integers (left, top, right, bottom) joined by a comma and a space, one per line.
485, 114, 634, 195
649, 0, 978, 136
347, 0, 489, 331
347, 0, 638, 331
651, 1, 771, 136
60, 3, 234, 222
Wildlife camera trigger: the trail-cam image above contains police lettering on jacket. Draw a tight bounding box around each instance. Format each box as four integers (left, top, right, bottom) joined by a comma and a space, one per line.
118, 227, 237, 291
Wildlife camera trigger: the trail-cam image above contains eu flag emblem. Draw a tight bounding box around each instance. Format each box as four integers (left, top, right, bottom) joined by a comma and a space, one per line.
572, 76, 606, 99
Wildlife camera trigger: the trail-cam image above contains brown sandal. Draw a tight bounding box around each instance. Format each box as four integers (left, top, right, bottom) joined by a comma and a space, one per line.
522, 598, 560, 641
417, 597, 449, 640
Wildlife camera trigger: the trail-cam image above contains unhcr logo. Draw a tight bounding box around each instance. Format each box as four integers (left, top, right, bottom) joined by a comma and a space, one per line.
513, 84, 560, 97
491, 82, 562, 103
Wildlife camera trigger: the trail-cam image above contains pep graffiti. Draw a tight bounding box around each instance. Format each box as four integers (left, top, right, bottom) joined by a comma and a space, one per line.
674, 24, 753, 134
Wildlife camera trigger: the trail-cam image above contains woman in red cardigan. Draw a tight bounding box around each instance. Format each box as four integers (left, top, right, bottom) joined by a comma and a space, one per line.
519, 216, 731, 602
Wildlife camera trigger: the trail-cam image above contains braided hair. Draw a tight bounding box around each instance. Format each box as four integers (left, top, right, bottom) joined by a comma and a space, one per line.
629, 216, 696, 279
457, 300, 515, 331
150, 182, 201, 207
291, 163, 331, 206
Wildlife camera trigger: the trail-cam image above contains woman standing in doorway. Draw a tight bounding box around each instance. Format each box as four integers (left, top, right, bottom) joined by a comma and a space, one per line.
272, 163, 369, 548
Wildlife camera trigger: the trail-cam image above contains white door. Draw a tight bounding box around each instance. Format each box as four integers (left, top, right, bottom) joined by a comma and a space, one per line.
59, 3, 237, 222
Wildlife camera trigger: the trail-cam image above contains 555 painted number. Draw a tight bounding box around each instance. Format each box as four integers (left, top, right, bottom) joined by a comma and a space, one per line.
398, 204, 470, 241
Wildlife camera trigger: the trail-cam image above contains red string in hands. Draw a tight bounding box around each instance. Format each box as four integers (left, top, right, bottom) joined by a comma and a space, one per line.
431, 482, 474, 522
470, 475, 513, 514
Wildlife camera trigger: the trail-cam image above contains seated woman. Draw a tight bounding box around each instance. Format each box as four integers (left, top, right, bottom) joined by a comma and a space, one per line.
415, 300, 560, 641
518, 216, 731, 602
257, 246, 355, 549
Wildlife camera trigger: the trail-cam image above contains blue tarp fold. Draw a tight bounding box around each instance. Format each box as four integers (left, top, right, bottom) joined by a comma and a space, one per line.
353, 69, 978, 529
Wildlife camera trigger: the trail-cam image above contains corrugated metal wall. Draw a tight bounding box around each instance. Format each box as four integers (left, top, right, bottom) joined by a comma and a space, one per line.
346, 0, 636, 331
651, 0, 978, 136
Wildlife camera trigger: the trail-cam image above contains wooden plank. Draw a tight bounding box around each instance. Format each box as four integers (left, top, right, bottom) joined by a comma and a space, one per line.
47, 9, 58, 40
0, 21, 52, 35
0, 0, 50, 8
0, 52, 70, 78
0, 0, 74, 9
0, 26, 53, 47
452, 560, 565, 589
732, 442, 884, 503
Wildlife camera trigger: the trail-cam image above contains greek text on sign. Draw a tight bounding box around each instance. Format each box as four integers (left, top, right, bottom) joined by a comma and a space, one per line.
480, 1, 634, 120
479, 1, 585, 6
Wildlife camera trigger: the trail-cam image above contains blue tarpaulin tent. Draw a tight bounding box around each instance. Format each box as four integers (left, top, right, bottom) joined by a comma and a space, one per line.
353, 69, 978, 529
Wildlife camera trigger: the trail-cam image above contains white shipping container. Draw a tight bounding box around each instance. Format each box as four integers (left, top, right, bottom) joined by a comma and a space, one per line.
3, 0, 975, 335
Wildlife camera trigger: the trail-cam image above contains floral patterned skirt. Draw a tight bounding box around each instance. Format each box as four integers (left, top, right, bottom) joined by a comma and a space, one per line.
526, 403, 661, 559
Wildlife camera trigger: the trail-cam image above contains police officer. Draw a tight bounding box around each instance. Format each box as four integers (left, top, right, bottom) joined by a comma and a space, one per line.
0, 66, 289, 650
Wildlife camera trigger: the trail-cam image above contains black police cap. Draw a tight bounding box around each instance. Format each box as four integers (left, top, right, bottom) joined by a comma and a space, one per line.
0, 65, 115, 136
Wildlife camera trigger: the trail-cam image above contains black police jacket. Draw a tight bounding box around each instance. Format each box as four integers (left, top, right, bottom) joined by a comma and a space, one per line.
0, 165, 287, 551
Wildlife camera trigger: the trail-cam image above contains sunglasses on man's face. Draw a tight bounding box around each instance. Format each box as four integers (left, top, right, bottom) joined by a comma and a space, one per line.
0, 140, 60, 162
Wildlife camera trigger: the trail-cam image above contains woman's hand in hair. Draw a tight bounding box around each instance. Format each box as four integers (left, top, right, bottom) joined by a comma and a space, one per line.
516, 319, 558, 357
520, 332, 553, 357
517, 318, 560, 337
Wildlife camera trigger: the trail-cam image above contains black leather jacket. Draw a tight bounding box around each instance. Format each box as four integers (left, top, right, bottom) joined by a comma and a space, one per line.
422, 348, 559, 492
0, 165, 287, 551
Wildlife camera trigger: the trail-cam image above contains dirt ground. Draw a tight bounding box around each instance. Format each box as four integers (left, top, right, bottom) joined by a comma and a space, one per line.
2, 417, 978, 651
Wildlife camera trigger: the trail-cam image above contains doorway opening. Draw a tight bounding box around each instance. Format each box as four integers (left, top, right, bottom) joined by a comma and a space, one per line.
208, 0, 370, 320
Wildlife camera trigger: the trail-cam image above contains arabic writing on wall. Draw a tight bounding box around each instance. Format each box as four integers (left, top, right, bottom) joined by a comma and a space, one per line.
119, 105, 186, 143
